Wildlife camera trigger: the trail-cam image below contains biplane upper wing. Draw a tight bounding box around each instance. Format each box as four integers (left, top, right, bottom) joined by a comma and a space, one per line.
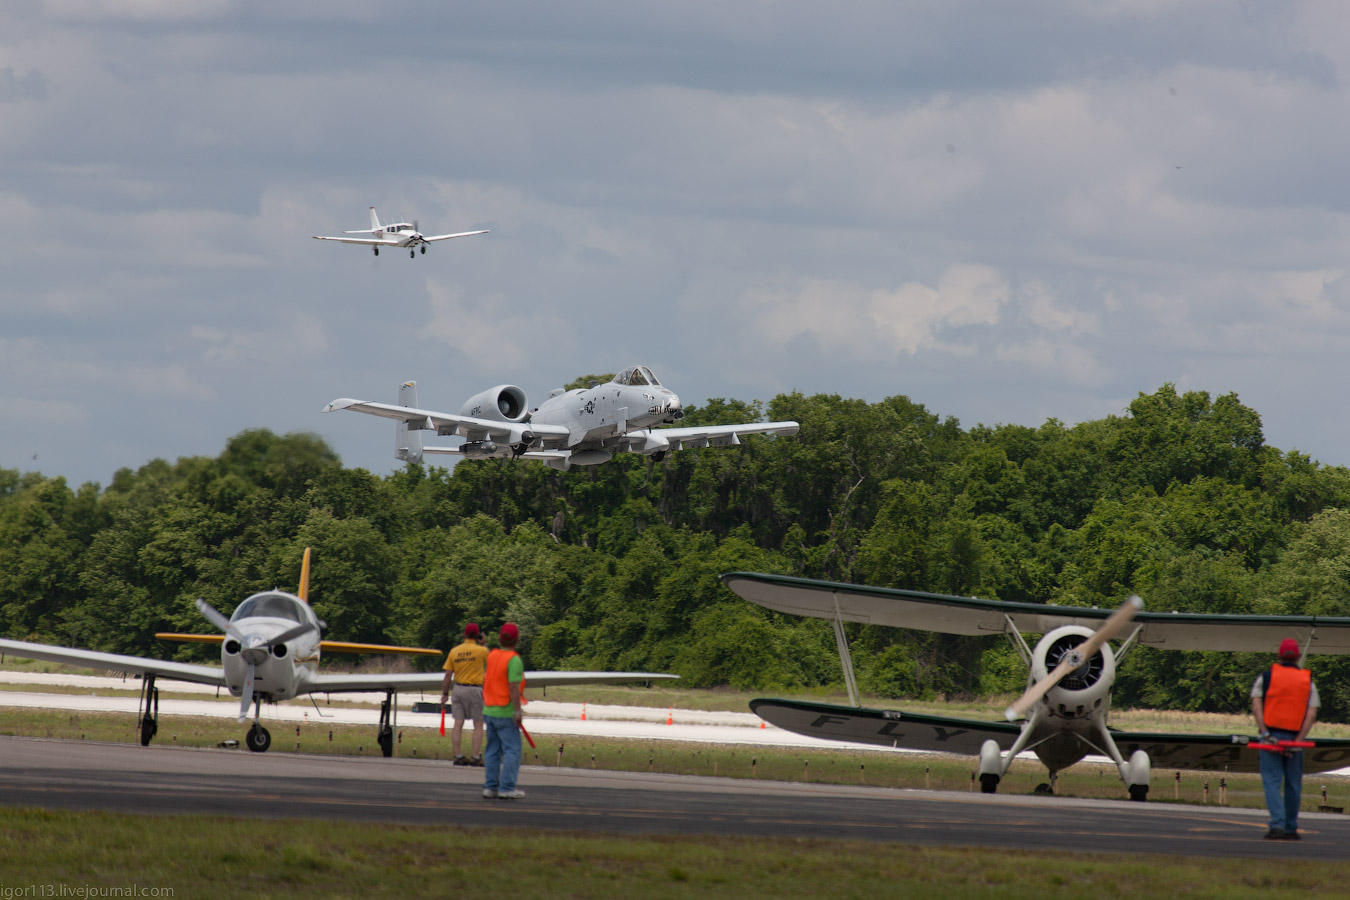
722, 572, 1350, 654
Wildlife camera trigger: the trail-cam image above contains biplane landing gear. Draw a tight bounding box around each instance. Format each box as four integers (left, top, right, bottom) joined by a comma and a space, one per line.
377, 690, 397, 757
246, 723, 271, 753
138, 674, 159, 746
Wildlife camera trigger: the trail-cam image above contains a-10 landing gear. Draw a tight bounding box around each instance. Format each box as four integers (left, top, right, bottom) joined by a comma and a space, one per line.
138, 674, 159, 746
246, 723, 271, 752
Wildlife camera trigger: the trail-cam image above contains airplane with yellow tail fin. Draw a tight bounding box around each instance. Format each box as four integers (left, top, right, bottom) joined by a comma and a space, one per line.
0, 548, 674, 755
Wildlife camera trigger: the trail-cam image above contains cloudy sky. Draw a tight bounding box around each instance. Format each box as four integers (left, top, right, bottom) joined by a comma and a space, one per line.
6, 1, 1350, 486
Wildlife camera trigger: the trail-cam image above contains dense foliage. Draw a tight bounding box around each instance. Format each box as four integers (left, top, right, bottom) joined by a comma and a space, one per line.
4, 384, 1350, 718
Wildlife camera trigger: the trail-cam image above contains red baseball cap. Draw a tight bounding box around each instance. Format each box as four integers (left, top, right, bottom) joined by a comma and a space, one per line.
1279, 638, 1300, 659
464, 623, 480, 639
499, 622, 519, 643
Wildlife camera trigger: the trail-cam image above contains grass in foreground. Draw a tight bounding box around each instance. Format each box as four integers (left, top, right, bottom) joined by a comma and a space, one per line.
3, 705, 1349, 813
0, 806, 1347, 899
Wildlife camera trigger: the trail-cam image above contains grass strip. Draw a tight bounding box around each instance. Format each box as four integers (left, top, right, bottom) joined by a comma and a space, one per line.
1, 805, 1348, 898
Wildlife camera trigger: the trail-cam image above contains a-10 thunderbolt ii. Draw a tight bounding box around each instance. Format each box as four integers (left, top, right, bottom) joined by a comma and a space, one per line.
324, 365, 800, 471
313, 207, 488, 258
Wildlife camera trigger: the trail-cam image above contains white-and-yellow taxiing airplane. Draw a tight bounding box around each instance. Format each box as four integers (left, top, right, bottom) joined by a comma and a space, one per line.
313, 207, 488, 258
723, 571, 1350, 801
0, 550, 673, 755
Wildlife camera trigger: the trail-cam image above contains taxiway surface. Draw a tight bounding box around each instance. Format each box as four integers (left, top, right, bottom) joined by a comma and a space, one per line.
1, 735, 1345, 859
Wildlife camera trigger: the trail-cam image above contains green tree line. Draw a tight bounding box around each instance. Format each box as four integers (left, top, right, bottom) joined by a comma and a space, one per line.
4, 384, 1350, 718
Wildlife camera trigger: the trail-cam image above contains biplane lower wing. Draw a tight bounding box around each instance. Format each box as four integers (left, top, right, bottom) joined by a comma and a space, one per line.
752, 698, 1350, 773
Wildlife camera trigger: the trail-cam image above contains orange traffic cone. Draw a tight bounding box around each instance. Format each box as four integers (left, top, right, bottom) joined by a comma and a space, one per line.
760, 720, 766, 729
581, 703, 587, 721
665, 707, 673, 726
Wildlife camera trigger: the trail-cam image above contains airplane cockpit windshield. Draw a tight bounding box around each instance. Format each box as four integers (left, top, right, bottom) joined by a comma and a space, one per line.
615, 366, 661, 387
232, 591, 308, 624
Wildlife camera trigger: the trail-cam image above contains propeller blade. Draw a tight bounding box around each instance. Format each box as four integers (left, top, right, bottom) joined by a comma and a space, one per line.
196, 598, 244, 642
1005, 595, 1143, 721
238, 663, 255, 723
268, 621, 317, 649
195, 597, 232, 633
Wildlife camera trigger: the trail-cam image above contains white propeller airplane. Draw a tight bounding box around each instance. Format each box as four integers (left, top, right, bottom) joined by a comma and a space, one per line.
0, 550, 674, 756
325, 366, 800, 471
722, 571, 1350, 801
313, 207, 488, 258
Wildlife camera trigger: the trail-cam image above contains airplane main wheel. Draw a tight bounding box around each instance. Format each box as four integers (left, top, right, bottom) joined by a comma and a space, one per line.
1033, 782, 1054, 795
139, 715, 157, 746
1128, 784, 1149, 802
979, 773, 999, 794
377, 726, 394, 758
420, 245, 426, 254
410, 250, 415, 258
246, 724, 272, 753
373, 247, 379, 256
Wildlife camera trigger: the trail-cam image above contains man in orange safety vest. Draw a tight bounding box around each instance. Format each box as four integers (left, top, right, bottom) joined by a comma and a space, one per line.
1251, 638, 1319, 840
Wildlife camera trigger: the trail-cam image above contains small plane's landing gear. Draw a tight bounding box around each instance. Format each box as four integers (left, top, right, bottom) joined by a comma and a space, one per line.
377, 690, 397, 757
373, 247, 379, 256
1128, 784, 1149, 802
246, 723, 271, 753
978, 773, 1000, 794
1034, 782, 1054, 795
650, 451, 667, 462
420, 245, 426, 254
410, 249, 416, 258
138, 674, 159, 746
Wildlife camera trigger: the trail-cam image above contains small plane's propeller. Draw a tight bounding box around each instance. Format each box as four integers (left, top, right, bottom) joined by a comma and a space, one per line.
195, 598, 319, 722
1004, 595, 1143, 721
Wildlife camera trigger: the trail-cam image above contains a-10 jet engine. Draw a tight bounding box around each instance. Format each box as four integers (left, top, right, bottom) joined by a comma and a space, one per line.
455, 385, 532, 459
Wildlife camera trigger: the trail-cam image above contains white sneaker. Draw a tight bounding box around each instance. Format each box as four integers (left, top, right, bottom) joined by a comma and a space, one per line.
482, 788, 497, 799
497, 789, 525, 800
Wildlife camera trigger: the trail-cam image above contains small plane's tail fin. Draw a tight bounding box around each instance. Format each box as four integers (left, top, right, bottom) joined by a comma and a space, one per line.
298, 546, 311, 603
369, 206, 381, 230
396, 380, 424, 464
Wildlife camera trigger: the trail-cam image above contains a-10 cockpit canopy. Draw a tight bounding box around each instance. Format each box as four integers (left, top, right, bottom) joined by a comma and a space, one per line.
614, 366, 662, 387
232, 591, 313, 624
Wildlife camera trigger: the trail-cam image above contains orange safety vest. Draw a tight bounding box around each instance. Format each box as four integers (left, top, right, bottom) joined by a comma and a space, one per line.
483, 648, 524, 708
1263, 664, 1312, 731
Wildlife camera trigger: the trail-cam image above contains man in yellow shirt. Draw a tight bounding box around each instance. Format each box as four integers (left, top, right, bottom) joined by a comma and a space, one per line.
440, 623, 488, 766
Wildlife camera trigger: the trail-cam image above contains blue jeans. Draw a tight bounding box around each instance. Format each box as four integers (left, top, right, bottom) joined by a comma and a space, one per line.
484, 715, 521, 793
1258, 728, 1304, 832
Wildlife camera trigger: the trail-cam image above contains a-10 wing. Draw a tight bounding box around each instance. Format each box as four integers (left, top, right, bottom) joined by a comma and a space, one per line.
722, 572, 1350, 654
322, 398, 570, 446
752, 698, 1350, 774
0, 637, 225, 688
621, 421, 800, 452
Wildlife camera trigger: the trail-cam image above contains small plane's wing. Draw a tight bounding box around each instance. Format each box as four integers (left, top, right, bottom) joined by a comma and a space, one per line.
722, 572, 1350, 654
322, 398, 570, 446
304, 670, 677, 694
633, 421, 800, 452
422, 229, 489, 242
751, 698, 1350, 773
312, 235, 402, 246
0, 637, 225, 688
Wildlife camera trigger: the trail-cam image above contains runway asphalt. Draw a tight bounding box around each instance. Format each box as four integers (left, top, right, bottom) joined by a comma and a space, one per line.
2, 735, 1347, 859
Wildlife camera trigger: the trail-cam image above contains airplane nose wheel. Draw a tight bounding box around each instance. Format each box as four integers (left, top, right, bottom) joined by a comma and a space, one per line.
246, 723, 272, 753
410, 249, 415, 258
377, 690, 397, 757
138, 674, 159, 746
